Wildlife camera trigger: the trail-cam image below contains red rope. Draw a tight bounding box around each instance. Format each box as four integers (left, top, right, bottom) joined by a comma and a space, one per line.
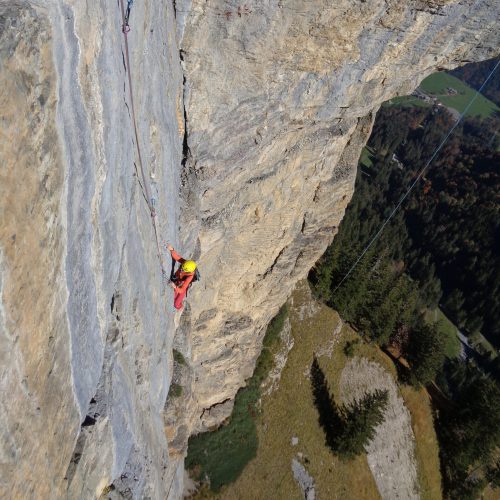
119, 0, 152, 211
119, 0, 167, 278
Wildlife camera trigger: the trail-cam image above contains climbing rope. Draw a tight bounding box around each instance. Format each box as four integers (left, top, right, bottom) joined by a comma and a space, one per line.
118, 0, 168, 285
332, 58, 500, 296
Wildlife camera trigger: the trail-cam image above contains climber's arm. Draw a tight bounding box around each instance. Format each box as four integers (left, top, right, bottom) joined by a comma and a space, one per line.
167, 245, 186, 264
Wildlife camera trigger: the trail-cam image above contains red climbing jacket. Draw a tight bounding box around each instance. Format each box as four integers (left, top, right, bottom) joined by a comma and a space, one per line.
170, 249, 195, 294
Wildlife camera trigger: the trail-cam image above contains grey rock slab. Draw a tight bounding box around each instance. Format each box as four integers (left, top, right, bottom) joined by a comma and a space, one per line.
340, 357, 419, 500
292, 458, 316, 500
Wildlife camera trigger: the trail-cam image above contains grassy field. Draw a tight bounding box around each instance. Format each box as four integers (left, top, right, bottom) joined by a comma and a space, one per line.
193, 282, 442, 500
419, 72, 500, 118
424, 308, 461, 359
383, 95, 432, 109
216, 283, 381, 499
483, 485, 500, 500
469, 330, 498, 359
400, 386, 443, 500
424, 307, 498, 361
360, 147, 374, 168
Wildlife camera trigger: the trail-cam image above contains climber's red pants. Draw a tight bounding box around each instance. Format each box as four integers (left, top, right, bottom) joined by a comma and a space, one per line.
174, 290, 186, 310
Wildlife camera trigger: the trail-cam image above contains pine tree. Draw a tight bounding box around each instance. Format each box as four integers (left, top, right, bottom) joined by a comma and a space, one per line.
406, 323, 447, 386
311, 360, 390, 460
331, 244, 376, 323
438, 370, 500, 499
309, 259, 333, 302
334, 389, 389, 459
367, 262, 407, 344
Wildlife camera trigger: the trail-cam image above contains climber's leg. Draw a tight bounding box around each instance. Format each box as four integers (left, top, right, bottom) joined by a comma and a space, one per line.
174, 290, 186, 310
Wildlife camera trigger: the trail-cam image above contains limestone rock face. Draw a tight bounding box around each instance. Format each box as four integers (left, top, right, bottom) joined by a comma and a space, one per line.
1, 1, 184, 498
0, 0, 499, 498
174, 0, 499, 441
0, 5, 76, 497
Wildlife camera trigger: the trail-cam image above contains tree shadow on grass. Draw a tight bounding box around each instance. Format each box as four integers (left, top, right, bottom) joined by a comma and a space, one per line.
310, 356, 344, 452
382, 346, 413, 383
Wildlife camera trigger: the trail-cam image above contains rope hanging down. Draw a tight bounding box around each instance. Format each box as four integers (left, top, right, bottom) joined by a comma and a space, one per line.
119, 0, 168, 282
332, 58, 500, 296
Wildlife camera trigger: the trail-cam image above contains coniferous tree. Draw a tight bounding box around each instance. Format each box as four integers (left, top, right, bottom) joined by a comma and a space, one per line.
334, 389, 389, 459
309, 250, 334, 302
311, 360, 389, 460
405, 323, 447, 385
437, 369, 500, 499
331, 245, 377, 323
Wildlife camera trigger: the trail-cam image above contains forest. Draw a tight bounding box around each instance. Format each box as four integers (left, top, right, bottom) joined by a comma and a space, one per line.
451, 56, 500, 107
311, 104, 500, 351
309, 62, 500, 498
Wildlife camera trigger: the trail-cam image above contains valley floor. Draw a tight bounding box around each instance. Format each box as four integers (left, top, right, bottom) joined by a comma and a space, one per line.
191, 281, 442, 499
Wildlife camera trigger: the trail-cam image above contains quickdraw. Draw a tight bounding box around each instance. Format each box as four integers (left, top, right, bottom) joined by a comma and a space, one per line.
123, 0, 134, 32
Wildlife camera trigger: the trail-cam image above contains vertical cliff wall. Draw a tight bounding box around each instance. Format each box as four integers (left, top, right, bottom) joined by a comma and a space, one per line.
0, 1, 184, 497
173, 0, 499, 450
0, 0, 499, 498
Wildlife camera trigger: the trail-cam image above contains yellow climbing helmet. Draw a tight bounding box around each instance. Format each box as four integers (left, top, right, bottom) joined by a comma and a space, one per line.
181, 260, 197, 273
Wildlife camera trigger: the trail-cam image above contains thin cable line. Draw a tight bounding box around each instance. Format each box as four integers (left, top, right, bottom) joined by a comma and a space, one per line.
332, 58, 500, 296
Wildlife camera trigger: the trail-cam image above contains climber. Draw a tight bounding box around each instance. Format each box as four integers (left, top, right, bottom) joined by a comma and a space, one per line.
166, 244, 197, 310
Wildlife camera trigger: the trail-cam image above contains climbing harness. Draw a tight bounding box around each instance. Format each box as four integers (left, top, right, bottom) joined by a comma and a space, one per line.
332, 58, 500, 296
118, 0, 167, 287
169, 255, 200, 296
